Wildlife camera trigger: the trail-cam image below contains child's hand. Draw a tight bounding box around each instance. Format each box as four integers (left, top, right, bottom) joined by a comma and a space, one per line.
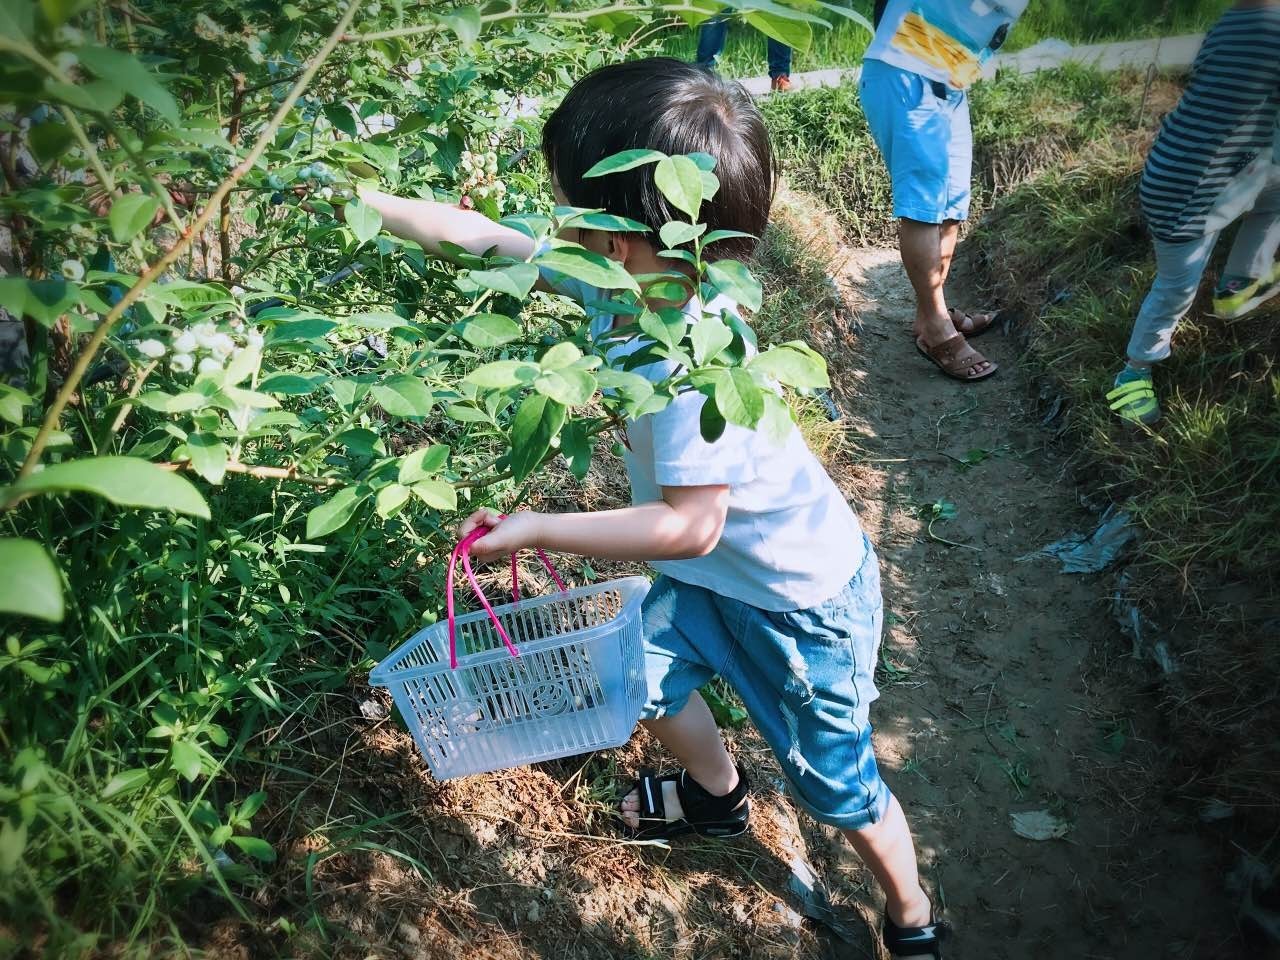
459, 509, 543, 563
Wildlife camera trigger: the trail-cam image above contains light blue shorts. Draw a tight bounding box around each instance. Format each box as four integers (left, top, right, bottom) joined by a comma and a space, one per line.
639, 533, 892, 831
859, 57, 973, 224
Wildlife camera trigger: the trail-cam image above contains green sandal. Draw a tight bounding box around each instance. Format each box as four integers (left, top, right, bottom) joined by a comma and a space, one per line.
1211, 261, 1280, 320
1106, 369, 1160, 426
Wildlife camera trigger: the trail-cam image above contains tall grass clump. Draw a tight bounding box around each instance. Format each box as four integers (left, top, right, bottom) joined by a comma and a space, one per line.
969, 141, 1280, 834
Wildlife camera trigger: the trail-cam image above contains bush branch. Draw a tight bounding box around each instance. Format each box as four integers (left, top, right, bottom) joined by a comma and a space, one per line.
6, 0, 365, 501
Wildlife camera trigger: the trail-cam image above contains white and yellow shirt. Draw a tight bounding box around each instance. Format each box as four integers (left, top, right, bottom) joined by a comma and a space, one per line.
866, 0, 1027, 90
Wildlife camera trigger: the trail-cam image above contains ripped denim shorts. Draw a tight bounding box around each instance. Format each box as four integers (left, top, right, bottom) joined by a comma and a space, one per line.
638, 531, 891, 831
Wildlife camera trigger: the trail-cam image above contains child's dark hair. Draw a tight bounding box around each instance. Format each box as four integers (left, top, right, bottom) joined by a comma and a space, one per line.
542, 57, 774, 262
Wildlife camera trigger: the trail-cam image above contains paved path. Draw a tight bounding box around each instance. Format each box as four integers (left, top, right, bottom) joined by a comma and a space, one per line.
737, 33, 1206, 96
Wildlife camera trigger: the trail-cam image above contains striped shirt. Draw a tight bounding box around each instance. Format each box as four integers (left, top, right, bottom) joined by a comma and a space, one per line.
1139, 5, 1280, 242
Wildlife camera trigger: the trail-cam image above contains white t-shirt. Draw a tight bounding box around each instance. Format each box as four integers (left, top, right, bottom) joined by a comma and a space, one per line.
542, 270, 865, 612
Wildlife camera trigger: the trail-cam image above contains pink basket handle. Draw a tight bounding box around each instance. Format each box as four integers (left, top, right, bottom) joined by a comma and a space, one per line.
445, 519, 568, 670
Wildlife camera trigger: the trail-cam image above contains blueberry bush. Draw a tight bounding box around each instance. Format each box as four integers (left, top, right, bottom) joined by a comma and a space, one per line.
0, 0, 848, 952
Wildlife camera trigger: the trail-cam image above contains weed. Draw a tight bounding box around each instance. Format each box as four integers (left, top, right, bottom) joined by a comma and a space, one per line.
900, 755, 934, 785
968, 91, 1280, 839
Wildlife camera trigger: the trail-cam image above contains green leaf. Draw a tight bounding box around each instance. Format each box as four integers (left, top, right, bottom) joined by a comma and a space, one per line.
0, 278, 27, 318
43, 78, 124, 114
659, 221, 705, 249
706, 260, 763, 312
223, 345, 261, 387
535, 367, 596, 406
745, 10, 814, 52
399, 445, 450, 484
40, 0, 93, 29
265, 316, 338, 344
23, 278, 79, 327
108, 193, 160, 243
564, 212, 651, 233
323, 101, 357, 136
750, 343, 830, 389
509, 394, 566, 483
759, 391, 794, 445
560, 421, 591, 480
257, 373, 326, 396
653, 155, 703, 221
372, 375, 434, 418
77, 46, 179, 123
461, 313, 521, 348
702, 228, 756, 248
711, 368, 764, 429
3, 456, 209, 518
170, 740, 203, 782
0, 4, 34, 39
583, 149, 666, 178
335, 429, 382, 458
344, 198, 383, 245
306, 486, 368, 539
808, 0, 874, 32
702, 684, 748, 729
186, 433, 228, 485
595, 368, 654, 404
435, 6, 481, 45
228, 835, 277, 863
639, 309, 687, 351
536, 247, 639, 293
376, 483, 411, 518
0, 383, 32, 426
101, 768, 151, 800
699, 395, 727, 443
0, 538, 64, 622
466, 360, 538, 390
411, 479, 457, 511
239, 791, 268, 821
690, 315, 734, 365
470, 263, 538, 299
0, 821, 27, 875
539, 342, 582, 370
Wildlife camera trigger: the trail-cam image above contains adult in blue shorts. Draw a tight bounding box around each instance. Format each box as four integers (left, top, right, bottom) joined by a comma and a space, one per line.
859, 0, 1027, 381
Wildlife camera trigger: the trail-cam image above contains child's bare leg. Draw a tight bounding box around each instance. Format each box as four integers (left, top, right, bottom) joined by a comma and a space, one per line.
842, 795, 933, 929
619, 693, 740, 828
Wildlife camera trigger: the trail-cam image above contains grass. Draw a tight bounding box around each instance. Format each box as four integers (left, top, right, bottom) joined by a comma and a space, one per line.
759, 64, 1144, 243
657, 0, 1231, 78
967, 146, 1280, 824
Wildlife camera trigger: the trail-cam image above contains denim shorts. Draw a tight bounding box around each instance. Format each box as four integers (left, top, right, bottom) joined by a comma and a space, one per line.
639, 532, 892, 831
859, 58, 973, 224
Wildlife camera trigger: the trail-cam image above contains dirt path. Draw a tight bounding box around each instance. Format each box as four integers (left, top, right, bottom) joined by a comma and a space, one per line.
784, 221, 1239, 957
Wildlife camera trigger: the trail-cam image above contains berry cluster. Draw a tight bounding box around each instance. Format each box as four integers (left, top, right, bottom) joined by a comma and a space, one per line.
133, 320, 264, 376
266, 163, 351, 204
458, 149, 505, 203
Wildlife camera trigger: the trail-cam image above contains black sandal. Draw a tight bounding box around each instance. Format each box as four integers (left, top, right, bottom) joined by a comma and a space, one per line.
882, 912, 949, 958
623, 765, 750, 841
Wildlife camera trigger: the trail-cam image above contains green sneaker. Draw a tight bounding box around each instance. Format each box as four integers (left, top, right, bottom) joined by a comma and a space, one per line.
1211, 260, 1280, 319
1106, 367, 1161, 426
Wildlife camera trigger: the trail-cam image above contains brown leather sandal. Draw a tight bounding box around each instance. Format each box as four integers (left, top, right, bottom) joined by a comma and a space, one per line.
949, 307, 998, 337
915, 334, 998, 382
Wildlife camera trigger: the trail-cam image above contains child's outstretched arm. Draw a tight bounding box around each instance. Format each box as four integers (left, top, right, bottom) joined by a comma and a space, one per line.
461, 486, 729, 563
357, 186, 535, 261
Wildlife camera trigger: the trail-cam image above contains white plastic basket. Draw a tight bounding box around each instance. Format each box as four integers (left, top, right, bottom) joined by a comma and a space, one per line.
369, 530, 648, 780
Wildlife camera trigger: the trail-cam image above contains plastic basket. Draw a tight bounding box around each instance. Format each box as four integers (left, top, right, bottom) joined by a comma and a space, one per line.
369, 525, 649, 780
